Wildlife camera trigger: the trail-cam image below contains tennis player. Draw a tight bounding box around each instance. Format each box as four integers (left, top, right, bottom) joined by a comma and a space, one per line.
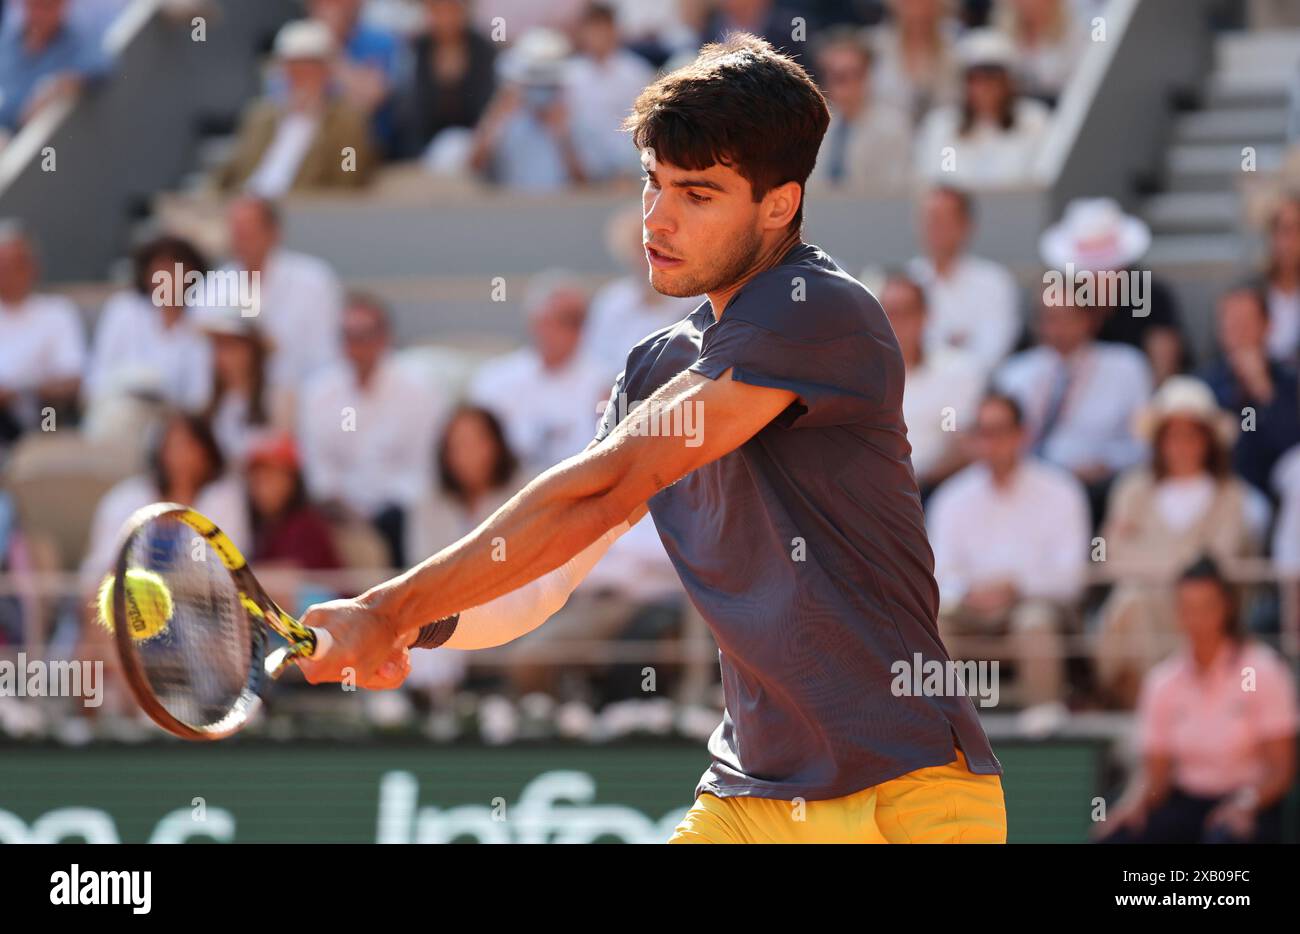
300, 34, 1007, 844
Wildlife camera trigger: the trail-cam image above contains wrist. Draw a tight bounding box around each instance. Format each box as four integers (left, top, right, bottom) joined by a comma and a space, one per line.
357, 578, 409, 643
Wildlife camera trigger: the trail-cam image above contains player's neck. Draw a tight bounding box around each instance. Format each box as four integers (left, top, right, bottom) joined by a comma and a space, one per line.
706, 229, 803, 321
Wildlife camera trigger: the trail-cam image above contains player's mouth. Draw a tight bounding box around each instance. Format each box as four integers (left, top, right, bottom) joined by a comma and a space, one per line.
645, 244, 685, 270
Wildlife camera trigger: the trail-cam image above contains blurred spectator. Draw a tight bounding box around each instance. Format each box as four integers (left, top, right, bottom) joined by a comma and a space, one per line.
1273, 446, 1300, 576
392, 0, 497, 161
405, 404, 527, 563
871, 0, 960, 124
1040, 198, 1187, 385
244, 430, 342, 571
302, 0, 402, 152
907, 186, 1020, 375
78, 410, 251, 588
992, 0, 1085, 105
928, 392, 1089, 711
1257, 195, 1300, 366
469, 29, 600, 190
217, 19, 376, 196
197, 306, 290, 464
1094, 377, 1258, 708
0, 223, 85, 447
1198, 283, 1300, 497
469, 271, 609, 475
806, 26, 912, 193
469, 0, 586, 37
84, 235, 212, 414
701, 0, 802, 57
0, 0, 109, 136
880, 270, 983, 492
221, 196, 343, 392
603, 0, 699, 66
581, 206, 699, 383
915, 28, 1050, 187
995, 297, 1151, 517
563, 3, 654, 180
298, 293, 445, 567
1097, 557, 1296, 844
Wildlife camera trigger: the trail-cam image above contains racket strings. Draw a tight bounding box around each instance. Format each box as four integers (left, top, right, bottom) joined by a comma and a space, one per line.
122, 515, 256, 731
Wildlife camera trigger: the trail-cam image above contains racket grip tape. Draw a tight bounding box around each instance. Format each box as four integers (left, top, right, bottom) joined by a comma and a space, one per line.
411, 614, 460, 650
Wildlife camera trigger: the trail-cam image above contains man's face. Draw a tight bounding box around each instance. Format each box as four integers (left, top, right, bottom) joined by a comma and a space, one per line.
972, 399, 1023, 472
529, 289, 587, 369
641, 156, 768, 298
284, 58, 332, 99
24, 0, 68, 36
817, 45, 869, 114
0, 239, 36, 303
881, 279, 926, 355
1037, 301, 1091, 354
227, 200, 277, 265
342, 306, 389, 372
920, 190, 969, 259
1217, 291, 1268, 354
1175, 578, 1230, 645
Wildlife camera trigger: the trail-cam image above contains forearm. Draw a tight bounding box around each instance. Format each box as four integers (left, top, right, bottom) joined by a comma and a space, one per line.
361, 448, 637, 639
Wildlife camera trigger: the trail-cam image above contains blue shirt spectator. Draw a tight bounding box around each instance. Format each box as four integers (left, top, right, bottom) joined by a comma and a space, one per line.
1199, 285, 1300, 497
0, 0, 108, 132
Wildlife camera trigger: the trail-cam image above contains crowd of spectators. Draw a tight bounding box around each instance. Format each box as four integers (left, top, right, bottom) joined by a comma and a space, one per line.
0, 0, 1296, 839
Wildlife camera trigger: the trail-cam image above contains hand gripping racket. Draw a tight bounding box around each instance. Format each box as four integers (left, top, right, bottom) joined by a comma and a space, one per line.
103, 502, 454, 740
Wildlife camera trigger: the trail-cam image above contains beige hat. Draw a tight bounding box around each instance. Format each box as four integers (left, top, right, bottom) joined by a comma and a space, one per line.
273, 19, 335, 61
196, 304, 275, 349
1135, 376, 1237, 448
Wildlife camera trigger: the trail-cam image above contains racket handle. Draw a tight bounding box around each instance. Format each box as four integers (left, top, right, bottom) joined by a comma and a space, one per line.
308, 626, 333, 659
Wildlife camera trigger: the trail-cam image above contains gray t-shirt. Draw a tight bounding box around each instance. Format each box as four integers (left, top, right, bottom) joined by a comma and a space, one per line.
595, 242, 1002, 801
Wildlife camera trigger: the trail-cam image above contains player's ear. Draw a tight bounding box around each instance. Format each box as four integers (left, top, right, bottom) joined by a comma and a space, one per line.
761, 180, 802, 232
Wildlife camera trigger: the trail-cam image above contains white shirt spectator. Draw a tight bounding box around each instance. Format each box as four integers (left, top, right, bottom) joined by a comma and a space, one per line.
298, 356, 445, 517
85, 291, 212, 411
908, 253, 1021, 375
903, 345, 986, 480
582, 277, 699, 382
807, 104, 914, 194
0, 293, 87, 428
219, 249, 343, 391
1266, 284, 1300, 363
915, 97, 1051, 188
469, 348, 609, 475
0, 293, 86, 391
996, 340, 1152, 474
1272, 445, 1300, 574
565, 49, 654, 178
79, 473, 250, 590
927, 458, 1090, 608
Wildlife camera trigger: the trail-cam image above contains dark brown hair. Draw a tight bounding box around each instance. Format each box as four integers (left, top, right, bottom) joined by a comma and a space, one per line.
437, 405, 519, 501
1151, 418, 1228, 481
1177, 554, 1242, 642
623, 33, 831, 232
147, 410, 226, 495
132, 235, 209, 297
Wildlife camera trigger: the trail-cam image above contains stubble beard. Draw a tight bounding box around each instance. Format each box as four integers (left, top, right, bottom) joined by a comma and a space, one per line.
648, 226, 765, 298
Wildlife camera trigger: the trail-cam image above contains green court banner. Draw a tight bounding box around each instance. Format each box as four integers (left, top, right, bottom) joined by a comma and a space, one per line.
0, 740, 1102, 843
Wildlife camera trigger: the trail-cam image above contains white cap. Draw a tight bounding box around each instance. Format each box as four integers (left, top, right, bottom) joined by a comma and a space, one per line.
956, 28, 1015, 70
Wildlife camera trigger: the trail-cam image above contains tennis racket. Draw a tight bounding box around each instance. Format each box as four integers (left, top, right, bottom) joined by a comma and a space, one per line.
103, 501, 444, 741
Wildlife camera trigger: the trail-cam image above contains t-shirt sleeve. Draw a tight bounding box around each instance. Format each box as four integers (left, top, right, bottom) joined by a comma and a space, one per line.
592, 373, 625, 444
688, 314, 894, 429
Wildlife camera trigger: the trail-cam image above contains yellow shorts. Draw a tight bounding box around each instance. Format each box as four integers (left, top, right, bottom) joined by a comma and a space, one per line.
668, 750, 1007, 844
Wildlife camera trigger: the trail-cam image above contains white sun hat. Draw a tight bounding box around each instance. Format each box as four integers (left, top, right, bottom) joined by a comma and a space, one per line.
273, 19, 335, 62
956, 28, 1016, 70
1039, 197, 1152, 272
1134, 375, 1237, 448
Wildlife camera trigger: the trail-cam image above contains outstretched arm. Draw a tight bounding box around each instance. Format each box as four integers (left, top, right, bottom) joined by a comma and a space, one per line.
298, 368, 795, 683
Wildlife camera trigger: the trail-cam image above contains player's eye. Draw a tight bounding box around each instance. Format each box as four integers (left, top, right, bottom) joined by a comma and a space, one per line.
688, 191, 711, 204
